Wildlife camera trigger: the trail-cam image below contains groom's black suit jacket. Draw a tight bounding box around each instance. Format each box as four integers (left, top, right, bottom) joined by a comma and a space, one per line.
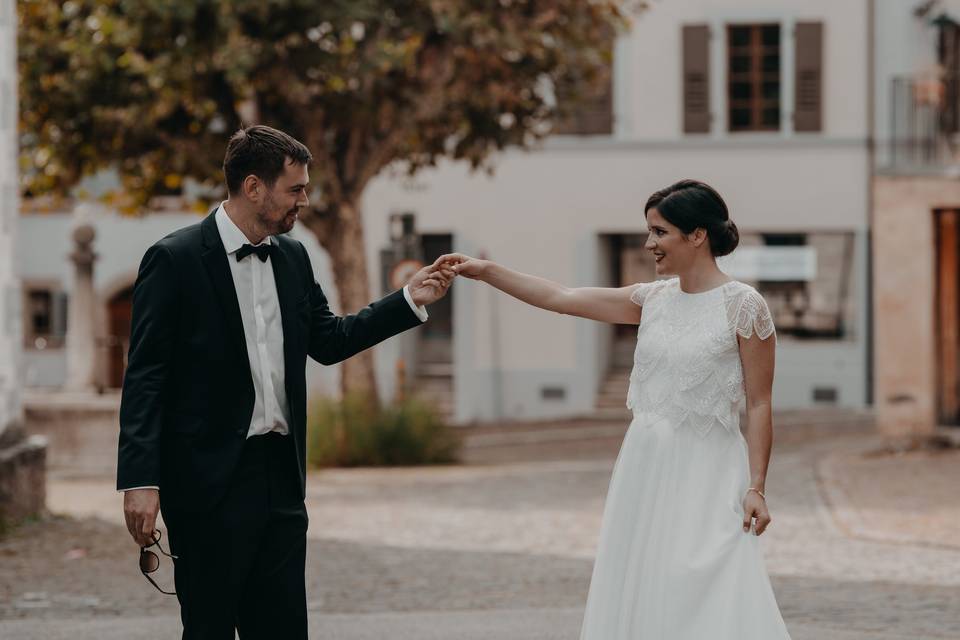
117, 211, 421, 512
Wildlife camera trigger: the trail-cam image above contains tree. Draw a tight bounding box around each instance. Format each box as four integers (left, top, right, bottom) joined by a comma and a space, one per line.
18, 0, 634, 401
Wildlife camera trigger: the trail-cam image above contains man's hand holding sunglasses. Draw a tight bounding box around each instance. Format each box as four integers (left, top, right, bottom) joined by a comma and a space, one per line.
123, 488, 160, 547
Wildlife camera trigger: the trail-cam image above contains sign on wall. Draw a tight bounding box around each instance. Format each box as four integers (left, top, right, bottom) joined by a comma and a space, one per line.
718, 246, 818, 281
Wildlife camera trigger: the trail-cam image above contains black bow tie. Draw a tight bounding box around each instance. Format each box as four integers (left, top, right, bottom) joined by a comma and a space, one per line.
236, 243, 275, 262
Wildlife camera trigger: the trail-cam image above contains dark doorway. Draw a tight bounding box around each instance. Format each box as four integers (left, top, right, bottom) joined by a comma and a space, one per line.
107, 285, 134, 388
413, 234, 454, 422
592, 233, 655, 418
936, 210, 960, 426
419, 234, 454, 364
609, 233, 654, 366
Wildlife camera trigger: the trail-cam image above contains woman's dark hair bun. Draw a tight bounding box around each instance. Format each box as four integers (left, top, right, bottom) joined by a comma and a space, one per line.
644, 179, 740, 257
711, 219, 739, 258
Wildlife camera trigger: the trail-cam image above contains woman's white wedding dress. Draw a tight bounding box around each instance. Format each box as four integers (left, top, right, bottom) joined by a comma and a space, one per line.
579, 277, 792, 639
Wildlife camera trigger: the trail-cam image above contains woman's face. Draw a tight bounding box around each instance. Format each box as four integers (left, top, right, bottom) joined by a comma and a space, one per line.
644, 208, 697, 276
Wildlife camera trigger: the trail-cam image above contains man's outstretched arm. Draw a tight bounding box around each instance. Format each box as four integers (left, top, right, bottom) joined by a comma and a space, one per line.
302, 247, 453, 365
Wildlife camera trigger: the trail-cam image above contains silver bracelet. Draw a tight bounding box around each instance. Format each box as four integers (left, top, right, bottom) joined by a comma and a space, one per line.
747, 487, 766, 499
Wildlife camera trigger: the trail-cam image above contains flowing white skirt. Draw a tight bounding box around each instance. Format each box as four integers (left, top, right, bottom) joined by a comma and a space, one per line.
579, 411, 792, 639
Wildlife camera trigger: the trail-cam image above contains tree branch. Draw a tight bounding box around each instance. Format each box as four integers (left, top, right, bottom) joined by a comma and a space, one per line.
353, 39, 457, 194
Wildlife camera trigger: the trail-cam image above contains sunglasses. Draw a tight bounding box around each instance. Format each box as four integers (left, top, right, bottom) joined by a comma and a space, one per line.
139, 530, 177, 596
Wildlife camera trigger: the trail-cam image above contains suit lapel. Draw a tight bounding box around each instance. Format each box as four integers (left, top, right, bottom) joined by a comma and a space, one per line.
269, 242, 302, 426
200, 212, 249, 364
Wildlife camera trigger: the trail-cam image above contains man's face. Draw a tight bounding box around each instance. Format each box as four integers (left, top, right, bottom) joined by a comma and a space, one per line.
256, 159, 309, 236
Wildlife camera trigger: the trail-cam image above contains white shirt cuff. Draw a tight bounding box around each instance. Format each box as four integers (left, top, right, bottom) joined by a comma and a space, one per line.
402, 285, 429, 323
119, 486, 159, 493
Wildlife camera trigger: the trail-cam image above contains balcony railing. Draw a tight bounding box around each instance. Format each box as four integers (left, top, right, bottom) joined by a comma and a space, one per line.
888, 74, 960, 170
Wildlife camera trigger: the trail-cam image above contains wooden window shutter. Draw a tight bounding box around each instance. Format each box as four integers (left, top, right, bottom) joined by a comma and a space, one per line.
554, 31, 614, 135
794, 22, 823, 132
683, 25, 711, 134
575, 67, 614, 135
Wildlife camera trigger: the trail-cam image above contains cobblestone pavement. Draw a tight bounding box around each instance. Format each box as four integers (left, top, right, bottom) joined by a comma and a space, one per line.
1, 414, 958, 639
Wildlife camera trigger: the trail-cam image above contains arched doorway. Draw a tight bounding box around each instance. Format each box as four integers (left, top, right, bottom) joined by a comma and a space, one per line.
106, 285, 134, 388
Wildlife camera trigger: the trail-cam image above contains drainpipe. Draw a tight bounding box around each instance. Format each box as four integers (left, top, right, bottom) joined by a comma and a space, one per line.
866, 0, 876, 408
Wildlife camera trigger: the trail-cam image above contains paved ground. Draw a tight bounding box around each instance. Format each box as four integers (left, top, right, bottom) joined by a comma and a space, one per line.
2, 412, 959, 639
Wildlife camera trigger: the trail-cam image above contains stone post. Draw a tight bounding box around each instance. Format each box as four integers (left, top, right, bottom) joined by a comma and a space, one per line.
64, 224, 98, 391
0, 0, 21, 442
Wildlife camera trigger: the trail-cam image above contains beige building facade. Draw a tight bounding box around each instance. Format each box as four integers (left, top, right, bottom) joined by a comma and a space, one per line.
873, 178, 959, 437
873, 0, 960, 438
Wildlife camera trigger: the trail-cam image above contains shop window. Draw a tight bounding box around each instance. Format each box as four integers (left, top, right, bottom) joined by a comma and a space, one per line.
717, 231, 854, 339
23, 286, 67, 349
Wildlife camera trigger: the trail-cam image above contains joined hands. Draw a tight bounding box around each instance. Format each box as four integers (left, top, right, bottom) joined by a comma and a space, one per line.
406, 258, 458, 306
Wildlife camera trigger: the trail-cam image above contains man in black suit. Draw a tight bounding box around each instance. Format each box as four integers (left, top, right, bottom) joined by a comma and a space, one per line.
117, 125, 453, 639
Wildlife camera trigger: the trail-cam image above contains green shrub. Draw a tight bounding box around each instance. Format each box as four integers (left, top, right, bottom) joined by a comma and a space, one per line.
306, 393, 461, 468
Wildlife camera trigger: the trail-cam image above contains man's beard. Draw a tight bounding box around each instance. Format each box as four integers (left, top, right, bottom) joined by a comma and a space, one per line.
257, 194, 298, 236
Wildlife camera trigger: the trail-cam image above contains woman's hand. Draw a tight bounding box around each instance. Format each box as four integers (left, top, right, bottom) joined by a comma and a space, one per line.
742, 491, 771, 535
435, 253, 487, 280
407, 261, 456, 306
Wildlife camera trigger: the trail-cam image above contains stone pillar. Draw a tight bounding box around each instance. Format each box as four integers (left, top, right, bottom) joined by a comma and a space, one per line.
0, 0, 47, 524
0, 0, 21, 442
64, 224, 98, 391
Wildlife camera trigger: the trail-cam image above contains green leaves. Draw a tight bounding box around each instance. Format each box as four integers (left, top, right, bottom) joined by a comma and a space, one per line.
18, 0, 631, 208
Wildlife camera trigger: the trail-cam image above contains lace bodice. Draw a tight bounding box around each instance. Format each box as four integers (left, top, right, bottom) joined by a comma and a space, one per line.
625, 278, 776, 438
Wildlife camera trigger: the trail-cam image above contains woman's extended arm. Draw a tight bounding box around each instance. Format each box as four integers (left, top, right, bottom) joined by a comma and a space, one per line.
738, 330, 776, 535
439, 253, 642, 325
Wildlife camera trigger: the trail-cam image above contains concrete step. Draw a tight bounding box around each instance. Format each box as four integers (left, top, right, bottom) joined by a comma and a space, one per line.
591, 408, 632, 422
418, 362, 454, 378
594, 395, 627, 409
594, 368, 632, 415
597, 388, 629, 400
415, 380, 454, 394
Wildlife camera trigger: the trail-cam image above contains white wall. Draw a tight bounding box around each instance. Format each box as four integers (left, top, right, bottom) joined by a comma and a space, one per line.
0, 0, 21, 436
364, 140, 870, 420
622, 0, 868, 141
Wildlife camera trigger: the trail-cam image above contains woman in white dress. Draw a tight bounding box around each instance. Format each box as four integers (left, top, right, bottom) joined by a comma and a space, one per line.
440, 179, 792, 639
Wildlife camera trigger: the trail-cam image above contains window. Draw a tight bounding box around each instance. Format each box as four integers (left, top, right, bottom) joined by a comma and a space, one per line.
717, 231, 855, 339
23, 286, 67, 349
727, 24, 781, 132
756, 232, 853, 339
939, 20, 960, 135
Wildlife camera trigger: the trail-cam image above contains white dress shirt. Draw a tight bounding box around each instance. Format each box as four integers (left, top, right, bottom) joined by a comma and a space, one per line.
120, 203, 427, 491
215, 203, 428, 437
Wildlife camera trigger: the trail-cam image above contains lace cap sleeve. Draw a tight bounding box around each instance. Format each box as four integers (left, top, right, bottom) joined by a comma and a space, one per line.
629, 279, 667, 307
727, 286, 777, 342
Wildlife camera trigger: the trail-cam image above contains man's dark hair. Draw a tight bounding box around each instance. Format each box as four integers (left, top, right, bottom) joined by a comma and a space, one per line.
223, 125, 312, 195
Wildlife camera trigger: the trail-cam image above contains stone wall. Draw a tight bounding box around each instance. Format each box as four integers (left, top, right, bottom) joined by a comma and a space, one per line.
22, 391, 118, 476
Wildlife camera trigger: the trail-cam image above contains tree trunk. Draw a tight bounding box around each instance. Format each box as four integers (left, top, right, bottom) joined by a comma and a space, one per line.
314, 199, 381, 405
